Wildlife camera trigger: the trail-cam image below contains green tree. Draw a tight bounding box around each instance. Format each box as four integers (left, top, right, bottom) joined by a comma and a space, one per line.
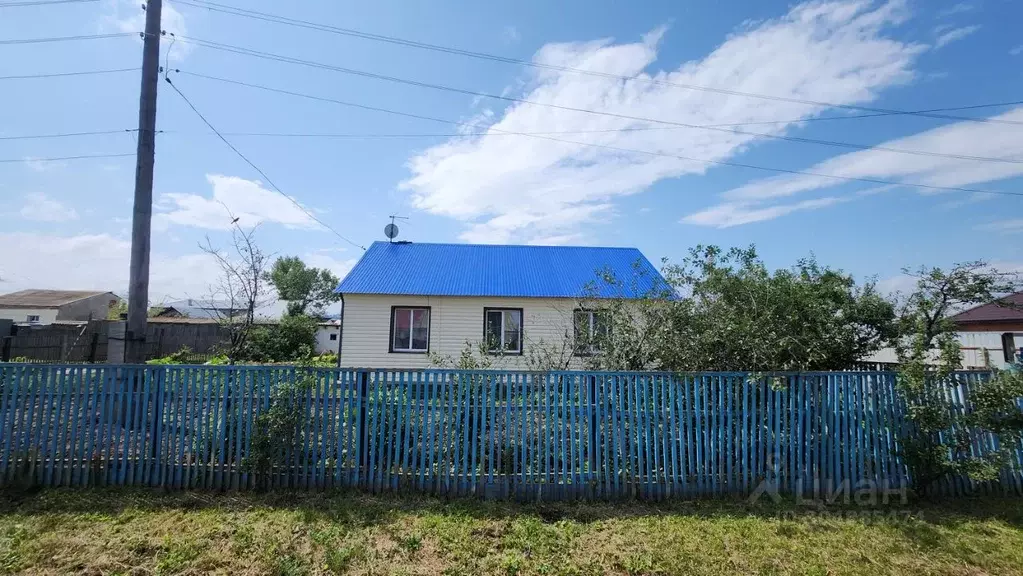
246, 314, 318, 363
106, 301, 164, 320
584, 245, 897, 372
894, 261, 1023, 495
265, 256, 341, 318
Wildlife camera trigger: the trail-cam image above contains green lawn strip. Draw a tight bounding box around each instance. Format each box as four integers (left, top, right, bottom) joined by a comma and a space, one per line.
1, 490, 1021, 575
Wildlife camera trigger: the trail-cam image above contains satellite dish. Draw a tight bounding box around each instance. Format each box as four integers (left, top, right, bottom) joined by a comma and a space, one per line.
384, 223, 400, 240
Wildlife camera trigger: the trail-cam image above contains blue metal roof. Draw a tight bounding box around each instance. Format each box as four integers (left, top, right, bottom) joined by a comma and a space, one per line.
336, 242, 667, 298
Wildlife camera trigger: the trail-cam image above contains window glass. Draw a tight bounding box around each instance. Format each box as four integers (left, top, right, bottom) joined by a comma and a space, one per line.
412, 308, 430, 351
503, 310, 521, 352
392, 307, 429, 352
574, 310, 608, 355
485, 309, 522, 353
486, 310, 503, 350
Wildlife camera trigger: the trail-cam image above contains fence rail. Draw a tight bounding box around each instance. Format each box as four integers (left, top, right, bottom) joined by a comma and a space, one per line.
0, 364, 1019, 500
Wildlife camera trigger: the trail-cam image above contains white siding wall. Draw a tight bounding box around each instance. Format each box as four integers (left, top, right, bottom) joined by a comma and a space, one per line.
0, 308, 58, 324
340, 294, 584, 369
864, 331, 1022, 369
958, 331, 1021, 369
315, 324, 341, 355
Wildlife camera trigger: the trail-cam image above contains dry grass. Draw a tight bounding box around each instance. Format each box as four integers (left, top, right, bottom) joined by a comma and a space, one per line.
2, 488, 1023, 575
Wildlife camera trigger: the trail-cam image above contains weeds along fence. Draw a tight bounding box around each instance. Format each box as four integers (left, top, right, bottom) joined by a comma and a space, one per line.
0, 364, 1019, 500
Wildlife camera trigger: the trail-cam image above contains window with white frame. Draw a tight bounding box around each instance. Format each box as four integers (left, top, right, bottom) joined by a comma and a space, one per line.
390, 307, 430, 353
573, 309, 609, 355
484, 308, 523, 354
26, 315, 40, 323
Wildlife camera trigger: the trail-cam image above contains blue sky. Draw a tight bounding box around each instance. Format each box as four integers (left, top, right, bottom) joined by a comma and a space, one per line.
1, 0, 1021, 307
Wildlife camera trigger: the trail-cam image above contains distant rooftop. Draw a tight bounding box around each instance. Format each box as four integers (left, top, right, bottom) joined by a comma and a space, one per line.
157, 299, 247, 320
950, 291, 1023, 325
336, 241, 667, 299
0, 289, 115, 309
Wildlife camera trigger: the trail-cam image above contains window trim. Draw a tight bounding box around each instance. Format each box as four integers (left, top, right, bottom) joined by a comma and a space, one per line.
26, 314, 40, 323
483, 307, 524, 356
388, 306, 431, 354
573, 308, 608, 357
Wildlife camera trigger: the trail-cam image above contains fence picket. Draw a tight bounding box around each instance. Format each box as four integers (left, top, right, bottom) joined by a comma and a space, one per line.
0, 364, 1018, 501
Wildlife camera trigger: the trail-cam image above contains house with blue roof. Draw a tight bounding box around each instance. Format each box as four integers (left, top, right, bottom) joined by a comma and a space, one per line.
334, 241, 667, 369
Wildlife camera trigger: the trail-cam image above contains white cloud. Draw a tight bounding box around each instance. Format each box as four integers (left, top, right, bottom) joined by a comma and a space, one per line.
100, 0, 190, 61
700, 107, 1023, 210
877, 260, 1023, 298
526, 233, 585, 246
22, 157, 66, 172
977, 219, 1023, 233
400, 0, 924, 243
502, 25, 521, 44
154, 174, 321, 231
302, 253, 357, 280
934, 24, 980, 48
0, 232, 220, 303
19, 192, 78, 222
682, 197, 846, 228
936, 2, 974, 18
1011, 45, 1023, 56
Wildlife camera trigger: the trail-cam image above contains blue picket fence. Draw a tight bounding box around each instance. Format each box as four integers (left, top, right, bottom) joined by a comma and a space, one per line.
0, 364, 1020, 500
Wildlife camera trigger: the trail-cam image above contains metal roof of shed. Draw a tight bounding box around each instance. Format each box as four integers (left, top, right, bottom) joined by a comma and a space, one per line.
336, 241, 667, 299
0, 289, 115, 309
950, 291, 1023, 324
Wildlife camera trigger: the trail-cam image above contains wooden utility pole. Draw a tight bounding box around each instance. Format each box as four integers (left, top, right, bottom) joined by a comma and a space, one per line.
126, 0, 162, 363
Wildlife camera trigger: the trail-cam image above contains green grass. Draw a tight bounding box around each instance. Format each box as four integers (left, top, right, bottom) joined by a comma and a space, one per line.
1, 488, 1022, 575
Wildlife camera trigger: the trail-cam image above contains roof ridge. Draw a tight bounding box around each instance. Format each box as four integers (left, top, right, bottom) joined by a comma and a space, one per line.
370, 240, 641, 251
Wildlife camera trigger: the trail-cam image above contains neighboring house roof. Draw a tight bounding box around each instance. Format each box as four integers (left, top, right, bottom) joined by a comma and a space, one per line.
950, 291, 1023, 325
0, 289, 116, 309
336, 241, 668, 298
158, 299, 247, 319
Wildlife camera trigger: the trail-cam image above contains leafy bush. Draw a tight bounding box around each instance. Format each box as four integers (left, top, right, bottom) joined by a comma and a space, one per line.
244, 371, 316, 489
245, 315, 318, 363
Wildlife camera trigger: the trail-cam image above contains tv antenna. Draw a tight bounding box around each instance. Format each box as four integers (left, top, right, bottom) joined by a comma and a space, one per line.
385, 215, 409, 242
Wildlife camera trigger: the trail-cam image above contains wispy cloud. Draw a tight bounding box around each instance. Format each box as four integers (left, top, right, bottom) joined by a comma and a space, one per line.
19, 192, 79, 222
681, 107, 1023, 226
934, 24, 980, 48
22, 156, 66, 172
100, 0, 190, 61
502, 25, 521, 45
1010, 45, 1023, 56
400, 0, 924, 243
154, 174, 321, 231
0, 232, 220, 302
682, 197, 846, 228
936, 2, 974, 18
976, 219, 1023, 233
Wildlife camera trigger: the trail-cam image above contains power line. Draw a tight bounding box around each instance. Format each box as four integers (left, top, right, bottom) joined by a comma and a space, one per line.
163, 75, 367, 250
0, 153, 133, 163
173, 0, 1023, 127
0, 129, 136, 140
0, 0, 98, 6
169, 37, 1023, 164
0, 32, 136, 45
0, 67, 139, 80
147, 96, 1023, 141
145, 99, 1023, 139
171, 70, 1023, 199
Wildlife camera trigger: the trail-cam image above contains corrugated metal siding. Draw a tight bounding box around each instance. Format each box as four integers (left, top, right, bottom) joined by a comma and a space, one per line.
340, 294, 586, 370
336, 242, 665, 298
